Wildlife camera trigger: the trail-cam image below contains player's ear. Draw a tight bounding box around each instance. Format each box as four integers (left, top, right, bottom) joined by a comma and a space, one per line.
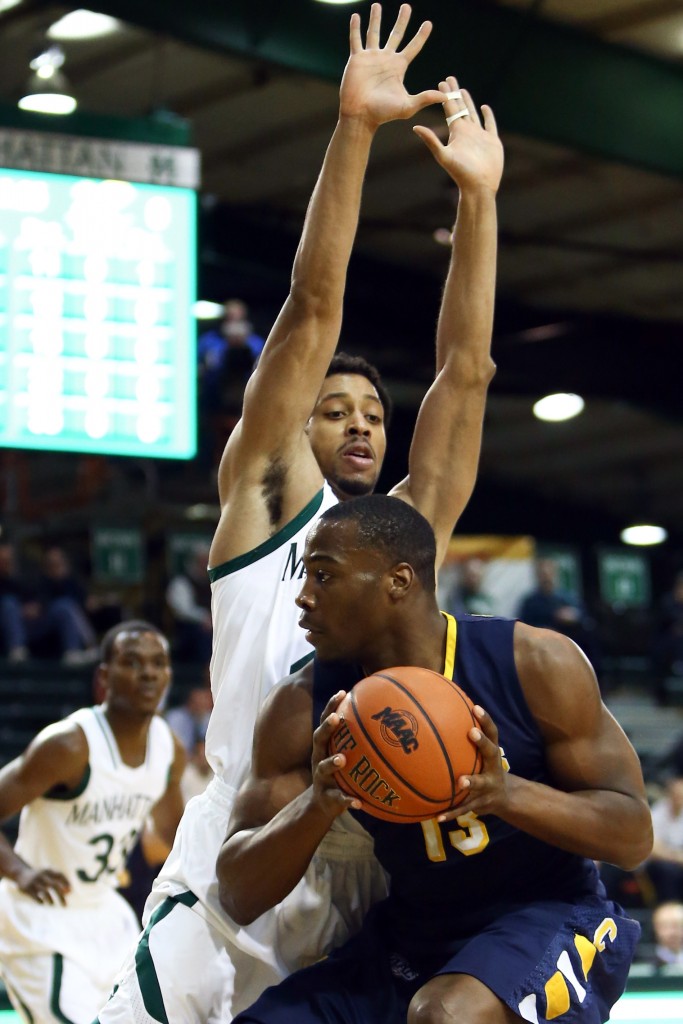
387, 562, 414, 601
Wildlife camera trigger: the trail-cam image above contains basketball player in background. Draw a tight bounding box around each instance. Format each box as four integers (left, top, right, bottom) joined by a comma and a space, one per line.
219, 495, 653, 1024
98, 4, 503, 1022
0, 621, 185, 1024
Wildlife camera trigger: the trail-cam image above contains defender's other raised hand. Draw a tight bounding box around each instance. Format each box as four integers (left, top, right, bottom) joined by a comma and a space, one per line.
340, 3, 444, 129
414, 76, 504, 195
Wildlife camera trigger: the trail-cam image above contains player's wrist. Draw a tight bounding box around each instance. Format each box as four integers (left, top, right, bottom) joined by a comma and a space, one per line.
454, 181, 500, 203
337, 111, 379, 139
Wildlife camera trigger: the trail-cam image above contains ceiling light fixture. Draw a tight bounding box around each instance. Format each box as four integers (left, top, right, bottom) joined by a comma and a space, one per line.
315, 0, 365, 5
0, 0, 23, 12
18, 45, 77, 115
192, 300, 224, 320
532, 393, 585, 423
48, 9, 121, 41
620, 524, 668, 547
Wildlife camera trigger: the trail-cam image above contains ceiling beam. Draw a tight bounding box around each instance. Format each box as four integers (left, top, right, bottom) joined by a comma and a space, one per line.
81, 0, 683, 179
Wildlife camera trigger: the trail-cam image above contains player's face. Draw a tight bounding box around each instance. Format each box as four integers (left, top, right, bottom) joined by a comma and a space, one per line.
102, 630, 171, 718
296, 519, 390, 663
306, 374, 386, 500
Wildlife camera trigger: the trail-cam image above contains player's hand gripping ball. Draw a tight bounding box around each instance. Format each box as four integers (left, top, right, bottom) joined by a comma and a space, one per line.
328, 666, 482, 823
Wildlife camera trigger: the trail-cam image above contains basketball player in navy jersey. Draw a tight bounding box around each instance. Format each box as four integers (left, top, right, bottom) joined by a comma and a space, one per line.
218, 495, 653, 1024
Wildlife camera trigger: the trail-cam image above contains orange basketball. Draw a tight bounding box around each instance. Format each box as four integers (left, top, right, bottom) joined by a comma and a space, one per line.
328, 666, 482, 823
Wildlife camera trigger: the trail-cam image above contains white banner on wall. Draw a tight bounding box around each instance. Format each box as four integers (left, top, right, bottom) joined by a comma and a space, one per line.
437, 535, 536, 619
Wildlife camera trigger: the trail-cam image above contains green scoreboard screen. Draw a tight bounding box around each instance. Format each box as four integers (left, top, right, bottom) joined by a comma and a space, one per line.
0, 167, 197, 458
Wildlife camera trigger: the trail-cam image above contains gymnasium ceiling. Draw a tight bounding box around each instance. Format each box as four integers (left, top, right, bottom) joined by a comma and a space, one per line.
1, 0, 683, 549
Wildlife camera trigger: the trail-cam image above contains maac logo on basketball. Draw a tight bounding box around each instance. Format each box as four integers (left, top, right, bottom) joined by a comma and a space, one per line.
371, 706, 419, 753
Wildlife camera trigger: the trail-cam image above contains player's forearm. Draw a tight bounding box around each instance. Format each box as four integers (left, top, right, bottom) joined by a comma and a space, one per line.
436, 186, 498, 382
236, 115, 377, 445
498, 774, 653, 869
217, 789, 335, 925
288, 115, 374, 321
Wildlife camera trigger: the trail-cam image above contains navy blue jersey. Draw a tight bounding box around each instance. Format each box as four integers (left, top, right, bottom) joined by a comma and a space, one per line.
313, 614, 602, 960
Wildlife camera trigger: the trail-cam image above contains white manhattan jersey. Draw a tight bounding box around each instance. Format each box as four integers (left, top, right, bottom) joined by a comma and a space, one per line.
205, 483, 337, 784
12, 706, 174, 907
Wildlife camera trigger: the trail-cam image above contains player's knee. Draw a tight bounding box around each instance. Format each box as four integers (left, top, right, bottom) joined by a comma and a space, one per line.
408, 975, 502, 1024
408, 977, 461, 1024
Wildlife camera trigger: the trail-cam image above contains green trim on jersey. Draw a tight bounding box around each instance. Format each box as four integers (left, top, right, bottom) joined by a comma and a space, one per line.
208, 488, 325, 582
290, 650, 314, 674
44, 764, 91, 801
50, 954, 76, 1023
135, 891, 199, 1023
93, 710, 119, 770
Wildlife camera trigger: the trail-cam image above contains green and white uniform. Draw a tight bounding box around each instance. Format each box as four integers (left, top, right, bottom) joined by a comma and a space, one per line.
99, 484, 387, 1024
0, 706, 174, 1024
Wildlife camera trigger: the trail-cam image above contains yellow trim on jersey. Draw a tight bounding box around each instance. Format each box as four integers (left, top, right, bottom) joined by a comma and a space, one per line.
441, 612, 457, 681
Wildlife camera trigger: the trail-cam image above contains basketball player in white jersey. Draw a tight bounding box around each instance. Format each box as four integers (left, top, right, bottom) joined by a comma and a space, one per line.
97, 4, 504, 1023
0, 621, 185, 1024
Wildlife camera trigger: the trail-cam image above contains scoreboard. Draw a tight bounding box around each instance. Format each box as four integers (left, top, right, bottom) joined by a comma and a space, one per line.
0, 166, 197, 458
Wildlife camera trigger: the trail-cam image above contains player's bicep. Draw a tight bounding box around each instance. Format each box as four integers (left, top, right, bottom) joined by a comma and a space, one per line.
544, 707, 646, 801
230, 303, 336, 464
228, 674, 314, 837
517, 624, 647, 801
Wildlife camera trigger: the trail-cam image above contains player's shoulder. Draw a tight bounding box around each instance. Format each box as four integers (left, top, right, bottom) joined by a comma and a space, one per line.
22, 715, 90, 773
253, 663, 315, 769
513, 621, 600, 718
513, 620, 584, 670
261, 662, 314, 722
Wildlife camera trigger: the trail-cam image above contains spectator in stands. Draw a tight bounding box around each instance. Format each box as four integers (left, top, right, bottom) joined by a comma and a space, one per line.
517, 557, 583, 631
0, 542, 97, 666
517, 556, 601, 674
33, 545, 98, 665
0, 541, 32, 663
653, 570, 683, 693
646, 776, 683, 902
656, 732, 683, 781
198, 298, 265, 414
165, 683, 212, 755
165, 544, 213, 665
650, 901, 683, 969
444, 556, 495, 616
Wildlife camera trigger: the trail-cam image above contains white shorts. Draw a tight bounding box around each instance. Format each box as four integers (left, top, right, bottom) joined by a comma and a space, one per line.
98, 777, 388, 1022
0, 886, 140, 1024
96, 892, 281, 1024
2, 951, 114, 1024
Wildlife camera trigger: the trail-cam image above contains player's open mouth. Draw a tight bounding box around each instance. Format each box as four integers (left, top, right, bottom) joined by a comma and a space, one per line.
341, 443, 373, 469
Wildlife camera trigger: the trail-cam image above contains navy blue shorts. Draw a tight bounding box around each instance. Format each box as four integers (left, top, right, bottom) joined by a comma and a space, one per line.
233, 895, 640, 1024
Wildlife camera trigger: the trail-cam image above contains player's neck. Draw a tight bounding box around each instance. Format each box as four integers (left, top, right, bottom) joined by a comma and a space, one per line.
103, 705, 153, 765
361, 608, 446, 677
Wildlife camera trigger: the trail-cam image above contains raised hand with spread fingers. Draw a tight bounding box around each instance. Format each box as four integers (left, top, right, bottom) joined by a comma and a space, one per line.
340, 3, 444, 128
